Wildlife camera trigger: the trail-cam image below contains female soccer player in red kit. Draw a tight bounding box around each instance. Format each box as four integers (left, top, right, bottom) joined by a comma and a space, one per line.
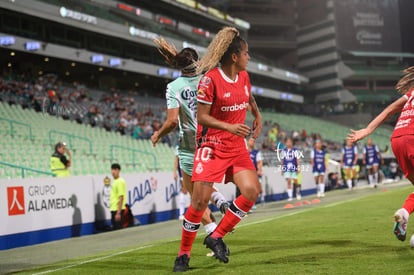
173, 27, 262, 272
348, 67, 414, 243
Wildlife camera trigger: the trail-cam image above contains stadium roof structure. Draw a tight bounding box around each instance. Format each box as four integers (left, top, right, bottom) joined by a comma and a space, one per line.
158, 0, 250, 30
348, 51, 414, 58
0, 0, 308, 84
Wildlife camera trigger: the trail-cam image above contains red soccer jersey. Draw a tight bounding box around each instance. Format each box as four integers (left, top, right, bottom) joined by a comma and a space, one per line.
392, 89, 414, 139
196, 67, 251, 153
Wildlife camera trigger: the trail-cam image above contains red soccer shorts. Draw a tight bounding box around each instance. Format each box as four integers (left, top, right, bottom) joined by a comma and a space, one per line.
391, 135, 414, 177
191, 146, 255, 183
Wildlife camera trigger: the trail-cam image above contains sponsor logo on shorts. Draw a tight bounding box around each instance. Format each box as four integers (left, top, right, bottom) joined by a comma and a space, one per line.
195, 162, 203, 174
221, 102, 249, 112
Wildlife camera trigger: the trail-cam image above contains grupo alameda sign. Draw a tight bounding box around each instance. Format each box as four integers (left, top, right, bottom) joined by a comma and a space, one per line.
1, 177, 95, 237
334, 0, 401, 52
7, 185, 74, 216
59, 6, 98, 25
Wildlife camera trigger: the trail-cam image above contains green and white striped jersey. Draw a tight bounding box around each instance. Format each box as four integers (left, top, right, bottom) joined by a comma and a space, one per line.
166, 75, 201, 152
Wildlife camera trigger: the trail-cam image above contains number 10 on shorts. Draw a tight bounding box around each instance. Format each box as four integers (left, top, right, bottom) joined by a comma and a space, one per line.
195, 147, 212, 162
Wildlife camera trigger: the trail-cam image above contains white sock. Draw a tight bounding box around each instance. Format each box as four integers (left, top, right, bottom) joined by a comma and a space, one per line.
401, 208, 410, 220
368, 175, 374, 185
210, 191, 226, 208
373, 173, 378, 184
204, 222, 217, 235
347, 180, 352, 189
287, 189, 293, 199
179, 192, 185, 216
319, 183, 325, 194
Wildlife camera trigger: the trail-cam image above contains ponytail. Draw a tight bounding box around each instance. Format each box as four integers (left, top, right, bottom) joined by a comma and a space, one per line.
154, 37, 198, 74
396, 66, 414, 94
196, 27, 242, 74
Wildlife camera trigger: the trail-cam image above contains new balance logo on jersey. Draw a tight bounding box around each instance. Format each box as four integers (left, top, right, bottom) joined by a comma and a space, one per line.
7, 186, 25, 216
221, 102, 249, 112
183, 219, 200, 232
223, 92, 231, 98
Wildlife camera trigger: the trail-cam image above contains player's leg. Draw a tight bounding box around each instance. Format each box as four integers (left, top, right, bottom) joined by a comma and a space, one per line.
210, 185, 230, 215
372, 165, 379, 186
391, 136, 414, 242
352, 167, 358, 188
174, 180, 214, 271
314, 174, 320, 197
294, 177, 301, 200
259, 176, 265, 205
286, 177, 293, 201
181, 170, 217, 233
179, 191, 186, 220
205, 168, 260, 263
345, 168, 352, 189
211, 169, 259, 239
367, 167, 374, 186
394, 173, 414, 241
319, 174, 325, 197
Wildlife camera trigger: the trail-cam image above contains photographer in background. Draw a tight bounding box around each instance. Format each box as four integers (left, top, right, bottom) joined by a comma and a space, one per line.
50, 142, 71, 177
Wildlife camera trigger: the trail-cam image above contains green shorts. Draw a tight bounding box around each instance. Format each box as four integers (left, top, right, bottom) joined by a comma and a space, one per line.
178, 149, 195, 176
284, 171, 298, 180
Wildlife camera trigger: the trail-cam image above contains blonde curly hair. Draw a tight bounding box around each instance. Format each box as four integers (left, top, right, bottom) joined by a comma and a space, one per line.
196, 27, 242, 74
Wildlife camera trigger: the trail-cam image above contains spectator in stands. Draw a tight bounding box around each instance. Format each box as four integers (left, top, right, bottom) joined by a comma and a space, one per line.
117, 112, 128, 135
50, 142, 71, 177
85, 104, 98, 127
142, 121, 153, 139
302, 128, 307, 140
268, 125, 278, 143
103, 115, 115, 132
133, 122, 144, 139
110, 163, 126, 230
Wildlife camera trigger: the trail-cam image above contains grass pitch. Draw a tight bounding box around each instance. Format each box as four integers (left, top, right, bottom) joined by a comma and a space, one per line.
15, 186, 414, 274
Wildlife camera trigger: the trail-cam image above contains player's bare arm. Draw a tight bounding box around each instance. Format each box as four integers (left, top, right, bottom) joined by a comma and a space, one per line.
197, 102, 251, 137
347, 96, 407, 142
151, 108, 179, 146
249, 93, 262, 138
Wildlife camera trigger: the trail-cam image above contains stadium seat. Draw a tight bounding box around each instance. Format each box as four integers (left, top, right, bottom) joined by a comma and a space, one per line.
0, 102, 175, 179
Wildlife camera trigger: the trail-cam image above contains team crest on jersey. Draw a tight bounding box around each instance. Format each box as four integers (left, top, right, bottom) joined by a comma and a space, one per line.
201, 76, 211, 85
195, 162, 203, 174
244, 85, 249, 97
197, 89, 206, 98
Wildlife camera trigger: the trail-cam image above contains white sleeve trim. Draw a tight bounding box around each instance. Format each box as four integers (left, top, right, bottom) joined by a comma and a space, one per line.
197, 98, 213, 105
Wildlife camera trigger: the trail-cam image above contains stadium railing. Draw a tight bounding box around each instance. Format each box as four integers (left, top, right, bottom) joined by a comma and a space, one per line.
0, 117, 33, 141
110, 144, 158, 172
48, 130, 94, 156
0, 160, 55, 178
